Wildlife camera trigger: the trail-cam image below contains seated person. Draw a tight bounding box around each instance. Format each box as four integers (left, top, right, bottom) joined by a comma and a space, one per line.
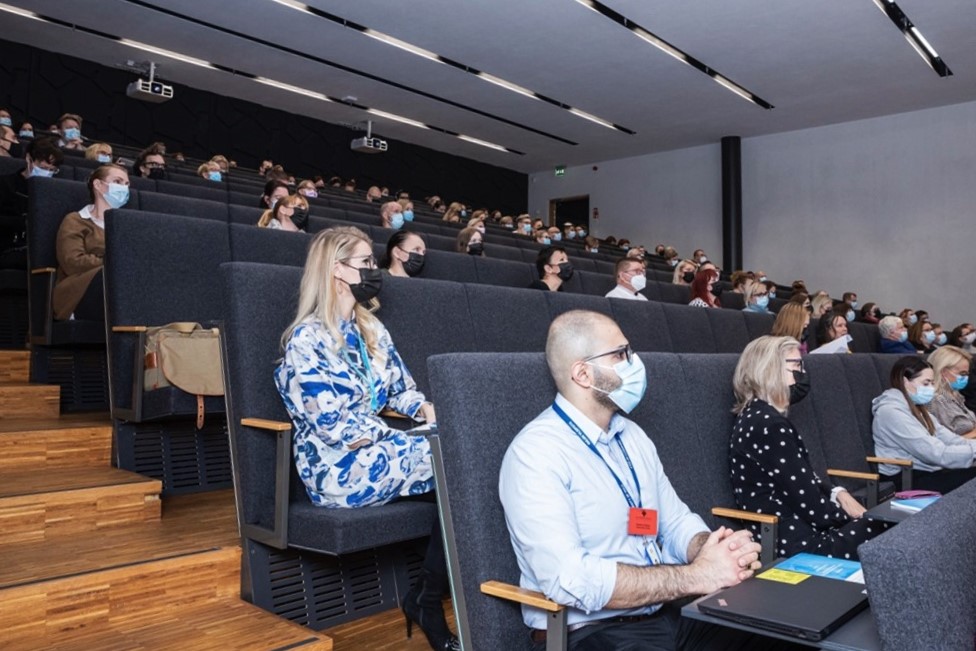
842, 292, 858, 310
764, 279, 778, 300
663, 246, 679, 268
533, 229, 552, 246
0, 137, 63, 268
515, 215, 533, 236
399, 200, 415, 223
908, 320, 936, 354
741, 279, 772, 314
442, 202, 463, 223
605, 258, 647, 301
688, 269, 720, 308
381, 230, 426, 278
56, 112, 84, 150
366, 185, 382, 202
624, 247, 643, 261
528, 246, 572, 291
260, 180, 290, 210
275, 227, 457, 651
197, 161, 222, 182
499, 215, 514, 230
500, 310, 765, 650
257, 194, 308, 231
583, 235, 599, 254
561, 222, 575, 240
729, 270, 752, 294
915, 310, 930, 324
456, 227, 484, 256
17, 122, 34, 140
932, 323, 947, 347
791, 280, 809, 295
928, 346, 976, 439
731, 336, 885, 559
692, 248, 707, 264
296, 179, 318, 199
132, 143, 167, 179
788, 291, 811, 312
810, 294, 832, 319
899, 308, 918, 328
814, 309, 851, 352
380, 201, 404, 229
84, 142, 112, 164
209, 155, 229, 173
671, 259, 698, 285
771, 303, 811, 355
949, 323, 976, 352
872, 355, 976, 493
859, 302, 881, 324
546, 226, 562, 242
0, 107, 11, 130
878, 316, 916, 354
53, 164, 130, 321
531, 218, 545, 232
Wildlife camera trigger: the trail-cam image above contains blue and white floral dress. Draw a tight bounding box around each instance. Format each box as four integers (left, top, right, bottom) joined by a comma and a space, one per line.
276, 315, 435, 508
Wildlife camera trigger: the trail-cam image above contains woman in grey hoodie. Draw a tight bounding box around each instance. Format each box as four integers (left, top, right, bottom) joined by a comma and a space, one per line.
872, 356, 976, 493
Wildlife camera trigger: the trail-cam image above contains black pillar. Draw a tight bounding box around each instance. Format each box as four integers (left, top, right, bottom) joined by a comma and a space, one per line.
721, 136, 743, 272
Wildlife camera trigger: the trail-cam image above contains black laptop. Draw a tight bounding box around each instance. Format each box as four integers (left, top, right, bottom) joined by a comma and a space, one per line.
697, 570, 869, 641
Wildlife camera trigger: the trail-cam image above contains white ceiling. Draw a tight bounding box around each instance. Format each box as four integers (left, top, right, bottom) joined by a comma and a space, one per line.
3, 0, 975, 173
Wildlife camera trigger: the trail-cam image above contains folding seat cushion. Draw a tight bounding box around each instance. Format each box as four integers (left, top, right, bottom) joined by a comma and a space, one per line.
474, 257, 535, 288
374, 276, 477, 396
464, 284, 551, 353
705, 308, 751, 352
661, 302, 716, 353
155, 179, 226, 202
228, 204, 265, 225
657, 282, 691, 305
229, 224, 309, 267
605, 299, 670, 353
577, 270, 615, 296
137, 191, 229, 222
416, 249, 478, 284
742, 310, 775, 340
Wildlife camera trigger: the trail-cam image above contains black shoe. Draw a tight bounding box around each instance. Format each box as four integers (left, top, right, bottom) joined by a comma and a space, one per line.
402, 570, 460, 651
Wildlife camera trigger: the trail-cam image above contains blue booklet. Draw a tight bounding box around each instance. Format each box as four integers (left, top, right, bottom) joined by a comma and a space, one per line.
776, 553, 864, 583
891, 495, 940, 512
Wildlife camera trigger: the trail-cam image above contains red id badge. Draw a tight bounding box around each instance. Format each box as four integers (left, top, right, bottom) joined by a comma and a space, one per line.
627, 507, 658, 537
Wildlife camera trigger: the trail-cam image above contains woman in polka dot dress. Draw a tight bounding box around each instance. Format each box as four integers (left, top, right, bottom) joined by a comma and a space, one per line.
729, 335, 887, 560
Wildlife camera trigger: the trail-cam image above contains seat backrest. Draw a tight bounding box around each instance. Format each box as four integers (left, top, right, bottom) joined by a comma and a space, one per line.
859, 478, 976, 650
27, 177, 92, 269
705, 308, 751, 353
464, 284, 551, 353
416, 250, 479, 284
138, 191, 229, 222
473, 256, 536, 289
229, 224, 310, 267
155, 179, 226, 202
661, 303, 716, 353
577, 270, 615, 297
847, 321, 880, 353
657, 282, 691, 305
609, 299, 675, 352
228, 204, 265, 226
742, 310, 775, 340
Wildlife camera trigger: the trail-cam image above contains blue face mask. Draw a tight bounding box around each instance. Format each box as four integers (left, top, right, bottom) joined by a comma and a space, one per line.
541, 237, 551, 245
759, 276, 768, 282
63, 127, 81, 141
566, 231, 575, 239
950, 373, 969, 391
769, 291, 776, 299
910, 384, 935, 406
97, 154, 111, 163
402, 210, 414, 222
755, 296, 770, 309
923, 331, 936, 344
846, 310, 855, 322
578, 230, 587, 237
460, 210, 467, 218
553, 232, 561, 241
937, 333, 947, 346
391, 212, 405, 229
851, 301, 858, 309
103, 182, 130, 209
522, 223, 532, 234
590, 247, 599, 253
208, 171, 222, 182
0, 117, 11, 127
908, 314, 918, 325
29, 163, 55, 178
19, 129, 33, 139
898, 331, 909, 342
589, 354, 647, 414
621, 245, 630, 251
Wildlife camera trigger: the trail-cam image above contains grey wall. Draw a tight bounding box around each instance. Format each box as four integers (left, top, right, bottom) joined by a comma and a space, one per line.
527, 99, 976, 328
742, 100, 976, 328
527, 144, 722, 261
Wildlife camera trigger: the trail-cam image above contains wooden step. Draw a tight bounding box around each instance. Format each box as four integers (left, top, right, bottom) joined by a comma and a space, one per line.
0, 546, 244, 649
0, 466, 161, 545
0, 416, 112, 473
0, 350, 30, 383
0, 382, 60, 419
326, 601, 456, 651
0, 490, 238, 589
29, 598, 333, 651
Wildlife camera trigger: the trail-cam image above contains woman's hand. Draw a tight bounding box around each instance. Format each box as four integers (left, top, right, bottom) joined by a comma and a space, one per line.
418, 402, 436, 425
837, 490, 866, 519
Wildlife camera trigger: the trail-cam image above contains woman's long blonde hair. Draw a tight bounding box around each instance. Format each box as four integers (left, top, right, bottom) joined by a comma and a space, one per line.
280, 226, 384, 363
771, 303, 808, 340
732, 335, 798, 414
929, 345, 972, 395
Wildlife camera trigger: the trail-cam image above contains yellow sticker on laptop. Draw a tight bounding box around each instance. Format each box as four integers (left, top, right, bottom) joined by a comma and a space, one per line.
756, 568, 810, 584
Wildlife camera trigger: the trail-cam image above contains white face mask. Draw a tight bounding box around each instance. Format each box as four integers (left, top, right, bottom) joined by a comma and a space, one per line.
630, 273, 647, 292
963, 333, 976, 345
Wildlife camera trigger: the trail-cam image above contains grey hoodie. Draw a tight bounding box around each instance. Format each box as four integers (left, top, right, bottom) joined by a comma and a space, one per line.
871, 388, 976, 475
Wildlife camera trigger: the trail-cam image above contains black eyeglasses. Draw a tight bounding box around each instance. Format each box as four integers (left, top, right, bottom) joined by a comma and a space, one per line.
785, 357, 805, 372
582, 344, 634, 365
340, 254, 377, 270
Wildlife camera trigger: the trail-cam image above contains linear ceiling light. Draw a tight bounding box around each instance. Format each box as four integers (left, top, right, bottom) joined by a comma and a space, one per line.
571, 0, 774, 109
268, 0, 635, 135
0, 2, 521, 155
871, 0, 952, 77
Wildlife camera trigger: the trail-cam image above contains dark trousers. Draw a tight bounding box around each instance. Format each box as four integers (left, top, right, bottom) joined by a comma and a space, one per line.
73, 269, 105, 321
532, 604, 802, 651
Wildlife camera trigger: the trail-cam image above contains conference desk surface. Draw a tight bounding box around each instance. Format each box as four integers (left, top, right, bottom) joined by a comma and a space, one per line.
682, 594, 881, 650
864, 499, 913, 524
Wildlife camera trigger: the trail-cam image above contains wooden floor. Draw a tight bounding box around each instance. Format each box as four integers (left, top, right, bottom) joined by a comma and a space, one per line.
325, 601, 457, 651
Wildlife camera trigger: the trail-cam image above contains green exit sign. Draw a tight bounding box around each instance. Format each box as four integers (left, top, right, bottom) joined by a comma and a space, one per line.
554, 165, 566, 177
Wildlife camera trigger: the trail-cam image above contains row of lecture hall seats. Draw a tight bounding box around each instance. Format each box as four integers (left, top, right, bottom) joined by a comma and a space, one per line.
220, 259, 976, 648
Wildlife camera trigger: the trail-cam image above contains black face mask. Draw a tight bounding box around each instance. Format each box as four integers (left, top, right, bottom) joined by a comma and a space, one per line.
147, 167, 167, 180
401, 251, 425, 277
711, 285, 724, 298
291, 208, 309, 230
789, 370, 811, 405
468, 241, 484, 256
557, 261, 574, 281
7, 142, 23, 159
800, 326, 809, 343
682, 271, 695, 284
343, 267, 383, 304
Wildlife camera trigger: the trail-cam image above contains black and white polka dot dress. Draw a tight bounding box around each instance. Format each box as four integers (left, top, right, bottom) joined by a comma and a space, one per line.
729, 399, 884, 560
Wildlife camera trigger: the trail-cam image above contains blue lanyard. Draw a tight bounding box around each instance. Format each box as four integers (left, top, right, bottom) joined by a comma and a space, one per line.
340, 327, 378, 413
552, 402, 642, 509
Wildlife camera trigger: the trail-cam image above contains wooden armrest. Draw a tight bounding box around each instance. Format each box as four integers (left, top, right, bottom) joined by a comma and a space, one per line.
866, 456, 913, 467
826, 469, 879, 481
241, 417, 292, 432
30, 267, 56, 275
112, 325, 148, 333
480, 581, 563, 612
380, 408, 410, 419
711, 507, 778, 524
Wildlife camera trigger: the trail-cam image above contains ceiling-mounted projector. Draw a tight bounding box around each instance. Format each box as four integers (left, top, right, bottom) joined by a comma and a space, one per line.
350, 120, 387, 153
125, 61, 173, 103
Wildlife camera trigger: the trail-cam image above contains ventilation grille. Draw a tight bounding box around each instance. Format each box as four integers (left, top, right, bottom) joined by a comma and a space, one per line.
122, 419, 232, 494
37, 347, 110, 411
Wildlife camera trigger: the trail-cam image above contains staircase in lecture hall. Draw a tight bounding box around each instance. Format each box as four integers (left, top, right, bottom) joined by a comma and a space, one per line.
0, 348, 332, 650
